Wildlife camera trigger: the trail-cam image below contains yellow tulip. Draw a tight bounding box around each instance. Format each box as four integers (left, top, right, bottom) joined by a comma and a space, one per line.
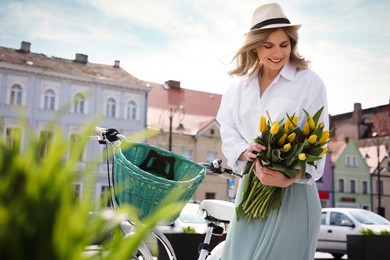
319, 130, 330, 144
317, 121, 324, 128
303, 122, 310, 135
283, 143, 291, 152
287, 133, 296, 143
320, 147, 328, 157
270, 122, 279, 135
298, 153, 306, 161
284, 120, 291, 132
278, 133, 287, 146
308, 135, 317, 144
308, 116, 315, 130
292, 115, 298, 126
259, 116, 267, 133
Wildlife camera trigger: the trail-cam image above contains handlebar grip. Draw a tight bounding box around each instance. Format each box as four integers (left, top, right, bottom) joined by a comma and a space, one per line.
94, 126, 106, 137
94, 127, 122, 142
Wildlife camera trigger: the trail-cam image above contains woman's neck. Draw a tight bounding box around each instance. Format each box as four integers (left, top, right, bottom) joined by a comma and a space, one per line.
259, 67, 281, 93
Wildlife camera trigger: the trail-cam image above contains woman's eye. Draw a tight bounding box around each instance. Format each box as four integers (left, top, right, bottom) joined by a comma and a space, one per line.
263, 45, 272, 49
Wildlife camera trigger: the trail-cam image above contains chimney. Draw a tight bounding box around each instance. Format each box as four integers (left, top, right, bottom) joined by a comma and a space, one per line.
164, 80, 181, 89
352, 103, 362, 124
74, 53, 88, 64
114, 60, 120, 68
20, 41, 31, 53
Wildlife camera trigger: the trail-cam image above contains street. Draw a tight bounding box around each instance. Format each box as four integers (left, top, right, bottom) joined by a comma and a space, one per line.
315, 252, 348, 259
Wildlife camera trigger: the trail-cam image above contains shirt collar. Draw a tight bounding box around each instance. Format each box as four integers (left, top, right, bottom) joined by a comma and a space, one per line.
279, 62, 296, 82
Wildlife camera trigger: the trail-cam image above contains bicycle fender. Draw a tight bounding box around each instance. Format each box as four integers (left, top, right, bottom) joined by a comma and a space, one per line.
207, 241, 225, 260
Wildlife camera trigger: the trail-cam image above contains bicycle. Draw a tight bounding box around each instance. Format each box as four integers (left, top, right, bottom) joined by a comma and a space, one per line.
93, 127, 242, 260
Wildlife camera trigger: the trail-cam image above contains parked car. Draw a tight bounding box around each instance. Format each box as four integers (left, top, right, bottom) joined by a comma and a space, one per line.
316, 208, 390, 259
157, 202, 208, 234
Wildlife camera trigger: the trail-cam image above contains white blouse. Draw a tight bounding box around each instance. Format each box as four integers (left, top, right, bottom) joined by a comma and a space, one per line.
216, 62, 329, 184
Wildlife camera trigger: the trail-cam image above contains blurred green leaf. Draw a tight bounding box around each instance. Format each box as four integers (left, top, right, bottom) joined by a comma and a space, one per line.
0, 117, 182, 260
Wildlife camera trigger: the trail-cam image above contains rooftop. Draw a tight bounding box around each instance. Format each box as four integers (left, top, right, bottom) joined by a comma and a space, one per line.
0, 41, 142, 85
145, 80, 222, 135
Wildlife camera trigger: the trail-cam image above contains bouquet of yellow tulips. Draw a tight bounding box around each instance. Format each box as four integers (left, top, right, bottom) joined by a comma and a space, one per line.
236, 107, 330, 224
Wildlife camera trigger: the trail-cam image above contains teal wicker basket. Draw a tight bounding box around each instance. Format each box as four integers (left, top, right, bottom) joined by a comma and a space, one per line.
113, 142, 206, 221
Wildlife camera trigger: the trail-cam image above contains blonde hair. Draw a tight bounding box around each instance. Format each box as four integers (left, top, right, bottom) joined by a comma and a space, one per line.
228, 27, 310, 77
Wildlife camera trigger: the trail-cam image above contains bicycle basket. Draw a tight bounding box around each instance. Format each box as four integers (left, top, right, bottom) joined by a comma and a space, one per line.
113, 141, 206, 221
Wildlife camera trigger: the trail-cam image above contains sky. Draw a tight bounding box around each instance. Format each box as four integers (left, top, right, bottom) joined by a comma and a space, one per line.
0, 0, 389, 115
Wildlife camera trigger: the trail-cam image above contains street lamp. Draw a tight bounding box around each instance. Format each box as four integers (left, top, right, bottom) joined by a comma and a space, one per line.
168, 106, 185, 151
372, 132, 385, 216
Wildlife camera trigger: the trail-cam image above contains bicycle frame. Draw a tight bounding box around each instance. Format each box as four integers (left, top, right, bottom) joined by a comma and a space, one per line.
94, 127, 241, 260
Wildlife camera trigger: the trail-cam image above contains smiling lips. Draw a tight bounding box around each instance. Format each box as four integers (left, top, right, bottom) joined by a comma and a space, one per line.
269, 58, 283, 63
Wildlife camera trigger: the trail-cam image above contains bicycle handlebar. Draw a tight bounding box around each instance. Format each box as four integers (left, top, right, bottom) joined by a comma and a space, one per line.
94, 126, 241, 179
200, 159, 242, 179
94, 126, 126, 142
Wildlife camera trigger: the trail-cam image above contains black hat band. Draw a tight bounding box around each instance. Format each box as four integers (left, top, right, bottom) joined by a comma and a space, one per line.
250, 18, 291, 30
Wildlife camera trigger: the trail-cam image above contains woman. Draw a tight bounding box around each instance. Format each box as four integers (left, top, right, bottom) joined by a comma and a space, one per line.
217, 3, 329, 260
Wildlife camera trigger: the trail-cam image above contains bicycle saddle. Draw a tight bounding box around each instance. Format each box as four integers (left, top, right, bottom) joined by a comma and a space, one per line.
198, 199, 234, 222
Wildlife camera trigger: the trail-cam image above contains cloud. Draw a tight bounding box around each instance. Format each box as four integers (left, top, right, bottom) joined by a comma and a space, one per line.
1, 0, 388, 115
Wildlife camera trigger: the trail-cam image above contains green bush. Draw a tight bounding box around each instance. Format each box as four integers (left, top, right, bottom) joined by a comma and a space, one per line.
379, 230, 390, 235
360, 228, 376, 235
360, 228, 390, 235
0, 120, 183, 260
182, 226, 196, 233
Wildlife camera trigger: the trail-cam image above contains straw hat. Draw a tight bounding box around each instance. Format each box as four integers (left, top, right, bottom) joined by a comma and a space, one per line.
248, 3, 301, 32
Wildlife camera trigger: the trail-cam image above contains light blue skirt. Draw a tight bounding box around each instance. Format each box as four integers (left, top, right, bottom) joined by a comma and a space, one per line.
222, 179, 321, 260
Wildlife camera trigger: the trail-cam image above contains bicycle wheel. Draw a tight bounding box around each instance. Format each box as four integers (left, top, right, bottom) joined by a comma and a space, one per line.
153, 228, 177, 260
131, 247, 153, 260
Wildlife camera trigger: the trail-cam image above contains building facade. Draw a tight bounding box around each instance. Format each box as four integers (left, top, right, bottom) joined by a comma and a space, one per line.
0, 41, 149, 210
316, 154, 334, 208
145, 81, 237, 202
329, 138, 371, 209
330, 102, 390, 218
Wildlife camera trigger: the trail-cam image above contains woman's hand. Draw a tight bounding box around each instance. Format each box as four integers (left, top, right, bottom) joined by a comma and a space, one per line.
253, 159, 300, 187
239, 142, 266, 162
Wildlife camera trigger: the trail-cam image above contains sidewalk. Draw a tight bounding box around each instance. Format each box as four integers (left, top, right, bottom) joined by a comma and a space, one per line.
315, 252, 348, 259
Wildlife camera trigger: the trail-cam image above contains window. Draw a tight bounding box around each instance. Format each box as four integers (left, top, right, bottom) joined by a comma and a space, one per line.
362, 180, 368, 194
127, 100, 137, 120
69, 134, 82, 161
205, 192, 216, 199
73, 93, 85, 114
10, 84, 22, 105
39, 131, 53, 158
320, 212, 327, 225
320, 199, 328, 208
338, 178, 345, 192
180, 149, 193, 160
6, 127, 21, 153
350, 179, 356, 193
205, 152, 217, 163
74, 184, 81, 202
100, 185, 111, 208
44, 89, 55, 110
346, 155, 358, 167
330, 212, 352, 226
106, 98, 116, 118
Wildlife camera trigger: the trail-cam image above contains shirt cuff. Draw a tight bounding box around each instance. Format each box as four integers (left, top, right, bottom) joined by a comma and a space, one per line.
295, 173, 315, 185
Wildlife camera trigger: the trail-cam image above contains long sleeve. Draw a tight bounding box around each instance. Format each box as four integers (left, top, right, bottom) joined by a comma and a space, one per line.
216, 83, 250, 173
295, 72, 329, 184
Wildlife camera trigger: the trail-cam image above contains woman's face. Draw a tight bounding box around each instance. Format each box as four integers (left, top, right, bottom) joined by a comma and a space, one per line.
254, 28, 291, 73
